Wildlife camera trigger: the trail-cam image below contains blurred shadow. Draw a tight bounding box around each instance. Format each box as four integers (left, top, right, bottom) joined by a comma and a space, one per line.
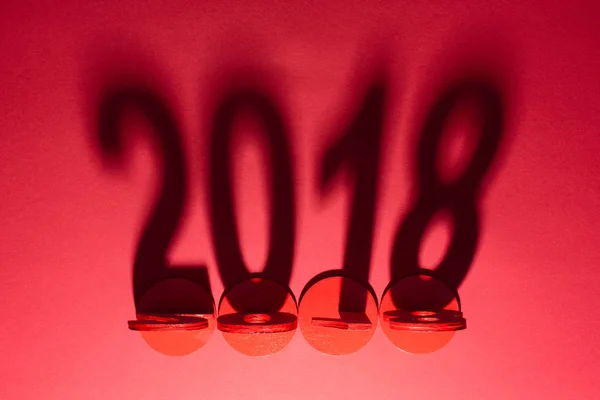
207, 75, 296, 311
298, 270, 378, 308
318, 75, 387, 314
219, 272, 298, 314
389, 76, 505, 310
95, 83, 212, 314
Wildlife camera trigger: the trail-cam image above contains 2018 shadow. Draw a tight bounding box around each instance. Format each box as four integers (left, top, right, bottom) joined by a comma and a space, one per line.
90, 54, 507, 350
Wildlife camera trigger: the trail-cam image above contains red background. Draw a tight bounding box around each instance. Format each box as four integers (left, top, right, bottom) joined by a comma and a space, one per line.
1, 1, 600, 398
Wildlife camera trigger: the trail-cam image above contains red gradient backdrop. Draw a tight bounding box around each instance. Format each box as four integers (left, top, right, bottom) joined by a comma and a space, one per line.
1, 1, 600, 399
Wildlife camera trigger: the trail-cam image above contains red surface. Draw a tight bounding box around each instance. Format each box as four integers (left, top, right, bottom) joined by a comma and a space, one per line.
217, 278, 298, 356
379, 274, 462, 354
299, 275, 378, 355
131, 278, 216, 356
2, 1, 600, 399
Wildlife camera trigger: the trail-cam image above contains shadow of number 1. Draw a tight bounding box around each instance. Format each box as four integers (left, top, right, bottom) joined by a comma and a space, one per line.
319, 78, 387, 320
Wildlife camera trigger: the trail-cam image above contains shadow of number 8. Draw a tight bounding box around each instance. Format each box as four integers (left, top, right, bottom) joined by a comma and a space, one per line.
390, 79, 505, 309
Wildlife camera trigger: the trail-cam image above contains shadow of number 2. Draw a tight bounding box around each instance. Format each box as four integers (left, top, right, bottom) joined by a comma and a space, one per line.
96, 85, 211, 311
